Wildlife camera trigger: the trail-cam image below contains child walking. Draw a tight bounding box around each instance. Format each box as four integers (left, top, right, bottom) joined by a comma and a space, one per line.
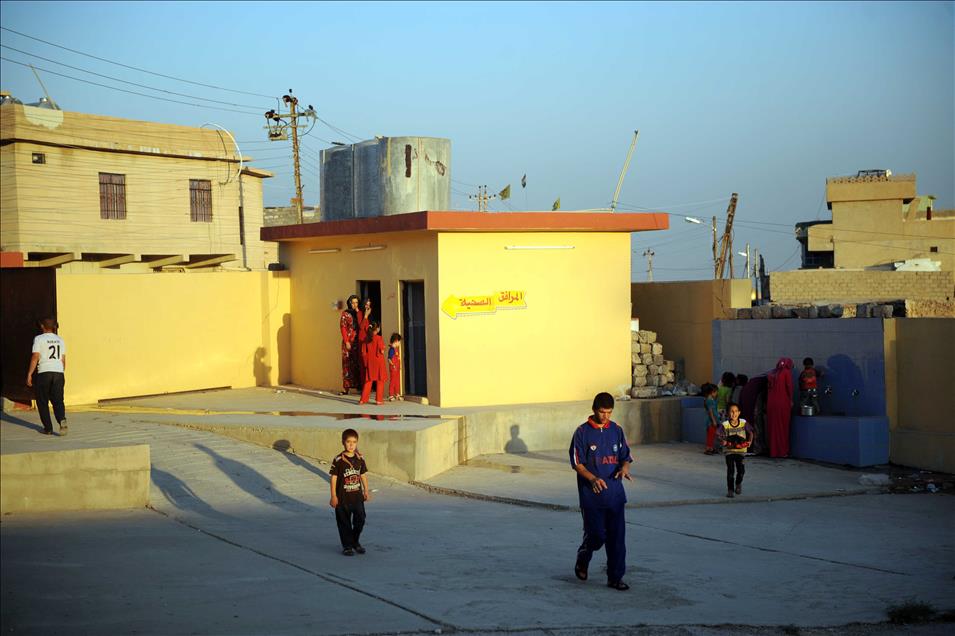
387, 333, 402, 401
703, 383, 720, 455
359, 322, 386, 405
718, 402, 754, 498
329, 428, 371, 556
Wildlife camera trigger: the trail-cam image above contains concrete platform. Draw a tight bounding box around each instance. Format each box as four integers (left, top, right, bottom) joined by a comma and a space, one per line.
63, 386, 685, 482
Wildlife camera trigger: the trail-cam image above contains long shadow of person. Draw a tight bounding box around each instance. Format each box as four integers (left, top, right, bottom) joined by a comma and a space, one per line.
272, 439, 330, 483
0, 411, 43, 433
194, 443, 313, 511
150, 466, 235, 523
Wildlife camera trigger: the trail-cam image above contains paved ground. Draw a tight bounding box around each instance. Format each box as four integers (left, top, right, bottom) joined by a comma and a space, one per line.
2, 389, 954, 635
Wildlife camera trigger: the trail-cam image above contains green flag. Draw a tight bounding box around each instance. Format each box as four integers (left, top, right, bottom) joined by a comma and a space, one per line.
552, 197, 561, 211
499, 185, 511, 201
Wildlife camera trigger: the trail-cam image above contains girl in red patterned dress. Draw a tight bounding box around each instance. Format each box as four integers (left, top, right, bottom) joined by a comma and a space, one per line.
359, 322, 387, 405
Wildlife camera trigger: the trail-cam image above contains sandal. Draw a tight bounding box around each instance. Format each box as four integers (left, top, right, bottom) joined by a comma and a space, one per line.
574, 560, 588, 581
607, 581, 630, 591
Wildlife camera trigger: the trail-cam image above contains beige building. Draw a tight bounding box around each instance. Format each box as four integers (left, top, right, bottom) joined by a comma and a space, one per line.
0, 100, 275, 271
801, 172, 955, 271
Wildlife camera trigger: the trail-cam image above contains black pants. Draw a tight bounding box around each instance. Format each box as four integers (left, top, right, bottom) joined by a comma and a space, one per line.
35, 372, 66, 433
725, 454, 745, 490
334, 500, 366, 549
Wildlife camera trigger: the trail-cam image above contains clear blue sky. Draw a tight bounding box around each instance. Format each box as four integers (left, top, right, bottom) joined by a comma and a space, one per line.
2, 1, 952, 280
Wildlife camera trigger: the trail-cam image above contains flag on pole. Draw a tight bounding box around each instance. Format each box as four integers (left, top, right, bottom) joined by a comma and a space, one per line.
521, 174, 527, 189
499, 185, 511, 200
552, 197, 561, 211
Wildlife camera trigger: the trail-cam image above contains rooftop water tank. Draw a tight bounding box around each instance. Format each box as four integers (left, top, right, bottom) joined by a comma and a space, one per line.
321, 136, 450, 220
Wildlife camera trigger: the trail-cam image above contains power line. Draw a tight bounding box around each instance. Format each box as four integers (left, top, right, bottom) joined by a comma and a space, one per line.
0, 44, 268, 110
0, 56, 262, 116
0, 26, 274, 99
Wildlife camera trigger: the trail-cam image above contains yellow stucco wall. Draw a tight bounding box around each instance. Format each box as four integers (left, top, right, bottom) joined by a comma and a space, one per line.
883, 318, 955, 473
0, 103, 275, 270
437, 232, 632, 406
55, 270, 290, 405
283, 232, 440, 397
630, 279, 752, 385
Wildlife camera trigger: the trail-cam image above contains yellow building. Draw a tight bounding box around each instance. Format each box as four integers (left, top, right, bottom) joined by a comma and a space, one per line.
803, 172, 955, 270
0, 100, 275, 271
263, 210, 668, 407
1, 101, 289, 407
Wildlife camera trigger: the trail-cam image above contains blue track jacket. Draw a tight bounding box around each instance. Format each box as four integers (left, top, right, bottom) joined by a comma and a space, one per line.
569, 418, 633, 509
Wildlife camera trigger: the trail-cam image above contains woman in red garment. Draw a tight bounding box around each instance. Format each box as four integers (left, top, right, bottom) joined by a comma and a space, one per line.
357, 298, 373, 381
339, 295, 361, 395
359, 322, 387, 405
766, 357, 794, 458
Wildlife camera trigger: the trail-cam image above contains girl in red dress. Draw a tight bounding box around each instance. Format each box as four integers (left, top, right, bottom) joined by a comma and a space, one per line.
766, 357, 794, 458
359, 322, 387, 405
387, 333, 402, 401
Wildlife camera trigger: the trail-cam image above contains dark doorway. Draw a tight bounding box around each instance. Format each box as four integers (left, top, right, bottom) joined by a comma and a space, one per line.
357, 280, 381, 327
1, 268, 57, 403
401, 281, 427, 397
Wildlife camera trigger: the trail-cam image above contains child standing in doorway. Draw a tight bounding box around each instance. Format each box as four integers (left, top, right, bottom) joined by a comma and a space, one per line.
329, 428, 371, 555
359, 322, 386, 405
387, 333, 402, 401
718, 402, 754, 497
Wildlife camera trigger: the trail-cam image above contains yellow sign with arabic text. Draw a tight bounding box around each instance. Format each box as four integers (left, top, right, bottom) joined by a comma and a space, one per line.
442, 290, 527, 319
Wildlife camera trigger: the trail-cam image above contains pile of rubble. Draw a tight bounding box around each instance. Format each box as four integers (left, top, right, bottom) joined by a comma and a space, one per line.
630, 330, 681, 399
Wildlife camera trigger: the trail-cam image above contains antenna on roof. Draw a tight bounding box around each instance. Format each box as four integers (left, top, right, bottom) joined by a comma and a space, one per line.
29, 64, 60, 110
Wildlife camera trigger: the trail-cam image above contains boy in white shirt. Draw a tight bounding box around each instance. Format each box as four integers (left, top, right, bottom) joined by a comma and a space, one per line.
26, 318, 68, 436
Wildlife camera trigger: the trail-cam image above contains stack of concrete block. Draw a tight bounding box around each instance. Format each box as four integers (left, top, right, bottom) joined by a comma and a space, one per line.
630, 329, 678, 399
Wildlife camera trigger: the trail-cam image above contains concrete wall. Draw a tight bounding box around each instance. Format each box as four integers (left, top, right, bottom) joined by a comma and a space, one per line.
712, 319, 887, 417
55, 270, 290, 405
438, 232, 632, 406
170, 398, 684, 482
884, 318, 955, 473
0, 103, 275, 271
0, 444, 150, 513
631, 279, 752, 385
770, 270, 955, 304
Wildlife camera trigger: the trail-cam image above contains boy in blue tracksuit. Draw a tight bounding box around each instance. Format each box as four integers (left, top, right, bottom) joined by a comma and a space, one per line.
569, 392, 633, 591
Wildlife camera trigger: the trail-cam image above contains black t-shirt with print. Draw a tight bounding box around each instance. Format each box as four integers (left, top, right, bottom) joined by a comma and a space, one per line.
329, 452, 368, 503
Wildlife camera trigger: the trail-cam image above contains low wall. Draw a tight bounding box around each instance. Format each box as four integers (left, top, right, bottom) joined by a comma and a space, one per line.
55, 270, 290, 405
769, 270, 954, 304
884, 318, 955, 473
0, 444, 150, 514
162, 398, 685, 482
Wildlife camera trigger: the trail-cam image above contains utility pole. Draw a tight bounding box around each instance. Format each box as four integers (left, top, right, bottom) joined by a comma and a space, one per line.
714, 193, 739, 279
643, 249, 655, 281
712, 216, 718, 278
263, 90, 316, 224
468, 185, 497, 212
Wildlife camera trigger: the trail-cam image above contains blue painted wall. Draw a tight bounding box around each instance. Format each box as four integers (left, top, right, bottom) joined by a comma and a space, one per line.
712, 319, 886, 417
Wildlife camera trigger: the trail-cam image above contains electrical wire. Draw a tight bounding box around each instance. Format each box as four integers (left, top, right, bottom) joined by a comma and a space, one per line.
0, 56, 263, 116
0, 44, 269, 110
0, 26, 274, 99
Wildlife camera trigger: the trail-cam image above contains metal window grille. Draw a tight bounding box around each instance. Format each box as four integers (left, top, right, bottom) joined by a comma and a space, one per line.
190, 179, 213, 222
98, 173, 127, 220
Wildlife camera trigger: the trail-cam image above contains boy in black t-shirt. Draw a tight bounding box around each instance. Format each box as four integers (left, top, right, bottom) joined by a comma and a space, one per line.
329, 428, 371, 556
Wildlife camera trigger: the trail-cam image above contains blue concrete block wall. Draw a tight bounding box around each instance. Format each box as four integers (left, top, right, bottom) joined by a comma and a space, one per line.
791, 415, 890, 467
712, 319, 886, 417
682, 407, 708, 444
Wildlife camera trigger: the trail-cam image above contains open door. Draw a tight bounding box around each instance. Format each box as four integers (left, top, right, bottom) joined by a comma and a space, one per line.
357, 280, 381, 327
400, 281, 427, 397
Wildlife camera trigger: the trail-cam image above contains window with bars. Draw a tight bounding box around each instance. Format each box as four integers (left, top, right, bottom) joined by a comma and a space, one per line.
190, 179, 213, 222
98, 173, 127, 220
